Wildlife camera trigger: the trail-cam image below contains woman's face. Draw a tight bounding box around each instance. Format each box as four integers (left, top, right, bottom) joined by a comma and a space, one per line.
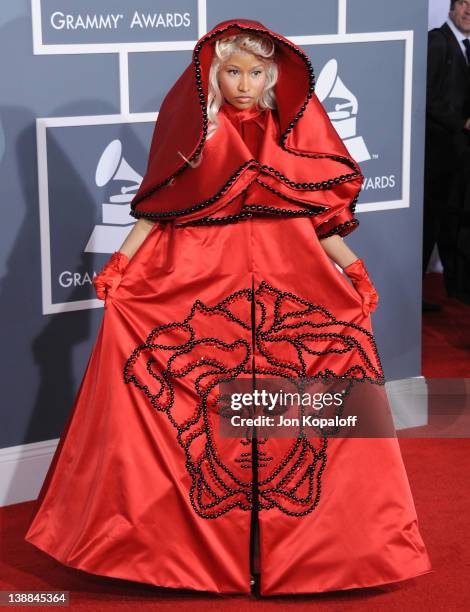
218, 51, 267, 109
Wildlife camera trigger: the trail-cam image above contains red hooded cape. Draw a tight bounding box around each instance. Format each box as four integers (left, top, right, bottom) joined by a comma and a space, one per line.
130, 18, 364, 236
24, 21, 433, 596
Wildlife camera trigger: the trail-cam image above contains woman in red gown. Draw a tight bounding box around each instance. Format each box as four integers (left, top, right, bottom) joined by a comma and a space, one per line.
24, 18, 432, 595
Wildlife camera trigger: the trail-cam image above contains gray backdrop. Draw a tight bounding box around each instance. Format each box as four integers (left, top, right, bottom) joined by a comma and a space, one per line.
0, 0, 428, 448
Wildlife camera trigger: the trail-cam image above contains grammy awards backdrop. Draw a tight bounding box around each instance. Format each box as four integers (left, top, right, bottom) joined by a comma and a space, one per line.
0, 0, 428, 500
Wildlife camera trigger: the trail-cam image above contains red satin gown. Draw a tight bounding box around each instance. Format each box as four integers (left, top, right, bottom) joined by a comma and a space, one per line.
24, 102, 432, 595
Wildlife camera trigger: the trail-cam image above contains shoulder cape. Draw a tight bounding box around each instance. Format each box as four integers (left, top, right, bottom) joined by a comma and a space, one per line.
130, 18, 364, 237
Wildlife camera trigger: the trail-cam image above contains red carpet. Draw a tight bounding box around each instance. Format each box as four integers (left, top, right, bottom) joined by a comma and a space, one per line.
422, 272, 470, 377
0, 437, 468, 610
1, 272, 468, 609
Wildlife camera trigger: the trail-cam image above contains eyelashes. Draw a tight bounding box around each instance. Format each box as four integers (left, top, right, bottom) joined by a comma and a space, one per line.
226, 69, 263, 76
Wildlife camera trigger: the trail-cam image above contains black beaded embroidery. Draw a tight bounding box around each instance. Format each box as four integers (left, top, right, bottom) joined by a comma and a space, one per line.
131, 159, 256, 220
130, 22, 363, 231
317, 219, 360, 239
174, 207, 325, 228
259, 167, 361, 191
316, 194, 360, 239
172, 181, 359, 230
123, 279, 385, 519
254, 178, 329, 209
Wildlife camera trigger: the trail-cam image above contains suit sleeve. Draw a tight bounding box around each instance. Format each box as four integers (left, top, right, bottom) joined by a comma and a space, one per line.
427, 30, 467, 133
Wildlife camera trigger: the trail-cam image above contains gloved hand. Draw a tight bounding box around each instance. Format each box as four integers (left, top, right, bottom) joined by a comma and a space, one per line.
93, 251, 129, 301
342, 258, 379, 315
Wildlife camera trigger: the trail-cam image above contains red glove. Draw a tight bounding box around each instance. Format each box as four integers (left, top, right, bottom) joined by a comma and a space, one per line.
342, 258, 379, 315
93, 251, 129, 301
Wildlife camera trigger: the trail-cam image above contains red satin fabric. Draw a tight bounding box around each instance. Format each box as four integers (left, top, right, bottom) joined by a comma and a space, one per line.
24, 105, 432, 595
220, 101, 267, 156
130, 18, 363, 228
92, 251, 129, 301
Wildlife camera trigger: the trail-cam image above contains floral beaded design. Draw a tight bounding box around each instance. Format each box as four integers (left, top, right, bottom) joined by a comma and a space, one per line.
123, 280, 385, 519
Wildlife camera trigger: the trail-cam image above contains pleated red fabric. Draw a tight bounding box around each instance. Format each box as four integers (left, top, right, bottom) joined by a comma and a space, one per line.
24, 20, 433, 596
129, 18, 363, 238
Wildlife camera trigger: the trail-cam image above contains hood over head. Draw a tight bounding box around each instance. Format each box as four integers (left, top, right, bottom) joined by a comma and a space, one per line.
130, 18, 363, 235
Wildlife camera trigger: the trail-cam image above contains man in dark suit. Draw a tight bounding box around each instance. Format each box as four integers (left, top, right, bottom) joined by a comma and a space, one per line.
423, 0, 470, 310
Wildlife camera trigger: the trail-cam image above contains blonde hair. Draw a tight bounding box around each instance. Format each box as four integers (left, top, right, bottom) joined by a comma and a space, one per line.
207, 34, 278, 138
178, 33, 278, 167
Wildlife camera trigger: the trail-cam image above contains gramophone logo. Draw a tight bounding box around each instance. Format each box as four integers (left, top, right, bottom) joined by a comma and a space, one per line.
316, 59, 371, 163
85, 139, 141, 253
